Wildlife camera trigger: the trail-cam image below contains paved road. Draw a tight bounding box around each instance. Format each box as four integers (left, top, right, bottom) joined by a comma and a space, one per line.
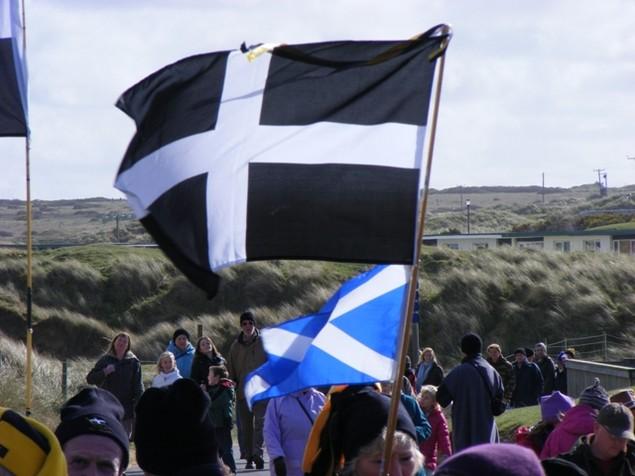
125, 447, 270, 475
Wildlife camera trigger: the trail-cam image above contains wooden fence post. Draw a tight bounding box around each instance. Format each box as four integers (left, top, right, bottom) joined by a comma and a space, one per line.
62, 360, 68, 402
197, 324, 203, 339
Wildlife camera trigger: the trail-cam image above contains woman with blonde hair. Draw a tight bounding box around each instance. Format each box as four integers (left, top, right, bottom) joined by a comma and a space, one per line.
86, 332, 144, 436
151, 351, 182, 388
415, 347, 444, 392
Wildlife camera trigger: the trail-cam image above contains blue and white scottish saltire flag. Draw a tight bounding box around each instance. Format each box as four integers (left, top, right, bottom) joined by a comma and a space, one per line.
244, 264, 409, 407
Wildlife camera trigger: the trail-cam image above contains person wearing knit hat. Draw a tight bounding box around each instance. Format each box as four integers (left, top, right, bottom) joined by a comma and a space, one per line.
0, 407, 67, 476
55, 387, 130, 475
611, 389, 635, 413
511, 347, 544, 408
544, 403, 635, 475
166, 327, 195, 379
226, 309, 267, 470
540, 392, 575, 423
134, 378, 224, 476
435, 443, 546, 476
304, 386, 423, 476
437, 333, 504, 452
540, 378, 610, 459
554, 351, 568, 395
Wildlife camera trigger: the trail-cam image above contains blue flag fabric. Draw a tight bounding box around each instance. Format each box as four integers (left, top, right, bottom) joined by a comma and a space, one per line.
244, 264, 409, 407
0, 0, 28, 137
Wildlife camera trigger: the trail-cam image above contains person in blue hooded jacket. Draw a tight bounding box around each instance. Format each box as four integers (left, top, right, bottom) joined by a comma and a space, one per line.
166, 328, 195, 379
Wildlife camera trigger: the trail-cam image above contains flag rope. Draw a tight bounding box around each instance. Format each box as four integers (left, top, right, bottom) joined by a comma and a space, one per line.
20, 0, 34, 417
381, 24, 452, 476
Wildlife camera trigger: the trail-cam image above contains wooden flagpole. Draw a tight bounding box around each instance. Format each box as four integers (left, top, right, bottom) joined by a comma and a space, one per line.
20, 0, 34, 416
381, 25, 452, 475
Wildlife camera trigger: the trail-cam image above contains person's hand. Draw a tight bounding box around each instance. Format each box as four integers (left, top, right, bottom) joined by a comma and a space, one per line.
104, 364, 116, 375
200, 383, 207, 391
273, 457, 287, 476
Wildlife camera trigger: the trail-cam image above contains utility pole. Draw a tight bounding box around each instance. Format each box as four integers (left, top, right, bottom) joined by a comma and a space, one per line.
542, 172, 545, 203
593, 168, 606, 196
466, 199, 471, 234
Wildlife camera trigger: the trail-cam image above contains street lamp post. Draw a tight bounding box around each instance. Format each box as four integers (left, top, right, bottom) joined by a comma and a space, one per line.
466, 199, 471, 234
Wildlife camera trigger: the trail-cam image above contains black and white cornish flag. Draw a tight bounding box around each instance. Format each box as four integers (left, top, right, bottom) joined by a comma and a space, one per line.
0, 0, 28, 137
115, 25, 449, 297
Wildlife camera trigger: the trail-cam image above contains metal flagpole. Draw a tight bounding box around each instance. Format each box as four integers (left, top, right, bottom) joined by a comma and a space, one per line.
381, 25, 452, 476
20, 0, 34, 416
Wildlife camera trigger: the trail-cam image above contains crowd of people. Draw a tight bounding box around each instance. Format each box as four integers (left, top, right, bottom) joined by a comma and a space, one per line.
1, 323, 634, 476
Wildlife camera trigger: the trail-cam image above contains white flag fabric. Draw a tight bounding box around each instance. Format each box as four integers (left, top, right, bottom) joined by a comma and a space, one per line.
244, 264, 409, 407
115, 26, 449, 296
0, 0, 27, 136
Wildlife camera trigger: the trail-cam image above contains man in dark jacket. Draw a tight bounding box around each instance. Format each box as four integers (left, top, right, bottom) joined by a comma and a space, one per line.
511, 347, 544, 408
543, 403, 635, 476
535, 342, 556, 395
437, 332, 504, 452
487, 343, 515, 405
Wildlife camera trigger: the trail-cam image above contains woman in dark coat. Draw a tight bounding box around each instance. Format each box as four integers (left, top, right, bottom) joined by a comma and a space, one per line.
86, 332, 144, 437
415, 347, 444, 392
190, 335, 225, 386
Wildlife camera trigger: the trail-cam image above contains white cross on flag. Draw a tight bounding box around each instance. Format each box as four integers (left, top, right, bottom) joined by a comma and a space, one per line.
115, 25, 449, 297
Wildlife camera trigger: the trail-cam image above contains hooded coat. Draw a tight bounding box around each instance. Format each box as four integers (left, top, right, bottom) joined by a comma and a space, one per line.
437, 354, 503, 452
540, 404, 597, 459
166, 340, 196, 379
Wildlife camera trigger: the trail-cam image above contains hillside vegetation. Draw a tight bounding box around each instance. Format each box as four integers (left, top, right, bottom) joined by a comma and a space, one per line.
3, 184, 635, 245
2, 245, 634, 363
2, 244, 635, 425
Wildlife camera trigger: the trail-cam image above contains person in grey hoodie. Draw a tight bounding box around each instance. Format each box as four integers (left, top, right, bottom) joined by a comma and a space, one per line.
86, 332, 144, 437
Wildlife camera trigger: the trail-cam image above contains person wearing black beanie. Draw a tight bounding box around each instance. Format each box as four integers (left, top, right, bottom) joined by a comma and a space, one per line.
304, 386, 423, 476
226, 309, 267, 470
134, 378, 225, 476
55, 387, 130, 475
437, 333, 504, 452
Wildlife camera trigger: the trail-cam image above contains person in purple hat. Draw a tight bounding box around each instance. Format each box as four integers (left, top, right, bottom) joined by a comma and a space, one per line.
518, 392, 575, 455
435, 443, 546, 476
554, 351, 568, 395
541, 378, 610, 459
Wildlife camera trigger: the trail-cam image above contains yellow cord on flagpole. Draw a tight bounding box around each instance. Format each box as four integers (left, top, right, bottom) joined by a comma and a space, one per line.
381, 25, 452, 476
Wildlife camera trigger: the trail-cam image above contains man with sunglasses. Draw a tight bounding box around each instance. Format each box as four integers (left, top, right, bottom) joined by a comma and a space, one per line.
227, 310, 268, 470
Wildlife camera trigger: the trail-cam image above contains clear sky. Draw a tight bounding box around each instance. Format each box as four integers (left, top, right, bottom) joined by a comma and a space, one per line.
2, 0, 634, 199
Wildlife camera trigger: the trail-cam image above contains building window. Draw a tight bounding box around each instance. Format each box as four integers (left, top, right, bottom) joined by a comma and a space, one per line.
554, 241, 571, 252
583, 240, 601, 252
613, 240, 635, 255
517, 241, 544, 250
473, 242, 488, 250
445, 243, 459, 250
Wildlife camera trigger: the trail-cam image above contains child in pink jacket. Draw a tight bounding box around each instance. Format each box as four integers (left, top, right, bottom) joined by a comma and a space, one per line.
418, 385, 452, 475
540, 378, 609, 459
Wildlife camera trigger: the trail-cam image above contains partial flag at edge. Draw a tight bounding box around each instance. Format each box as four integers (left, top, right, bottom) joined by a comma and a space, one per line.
0, 0, 28, 137
244, 264, 409, 408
